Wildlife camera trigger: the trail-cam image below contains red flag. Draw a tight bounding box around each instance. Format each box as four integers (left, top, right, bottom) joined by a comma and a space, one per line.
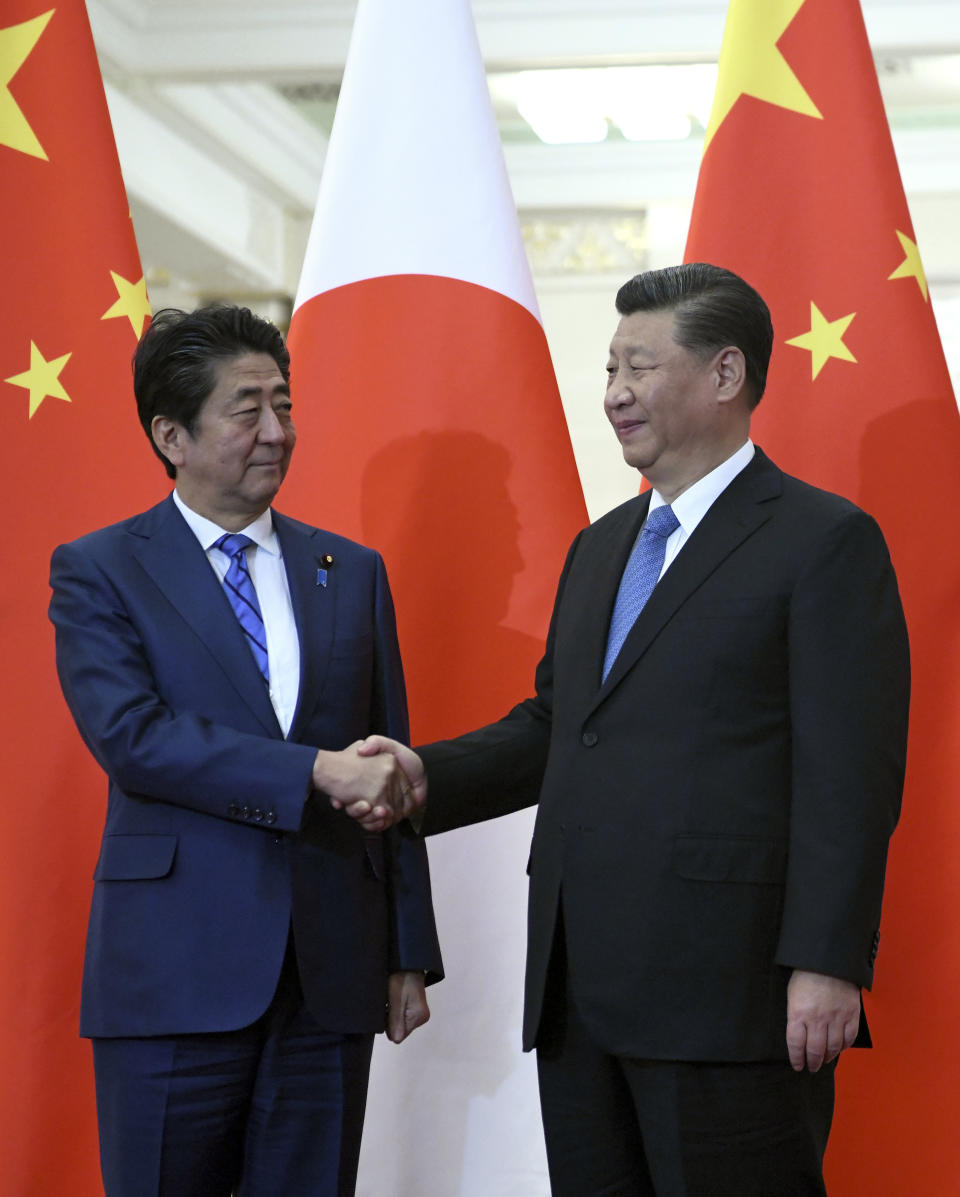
0, 3, 159, 1192
283, 0, 586, 1187
685, 1, 960, 1190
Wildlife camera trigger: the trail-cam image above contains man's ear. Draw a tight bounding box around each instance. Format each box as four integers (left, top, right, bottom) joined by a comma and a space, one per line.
714, 346, 747, 404
151, 416, 187, 469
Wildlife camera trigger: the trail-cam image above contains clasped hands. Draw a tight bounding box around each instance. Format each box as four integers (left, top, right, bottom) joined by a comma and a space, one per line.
312, 736, 423, 832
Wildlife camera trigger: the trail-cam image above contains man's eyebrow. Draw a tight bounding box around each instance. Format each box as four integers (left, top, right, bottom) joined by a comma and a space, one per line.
229, 382, 291, 401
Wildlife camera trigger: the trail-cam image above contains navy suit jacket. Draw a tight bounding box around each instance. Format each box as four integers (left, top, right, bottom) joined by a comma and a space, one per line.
50, 494, 442, 1039
420, 450, 908, 1060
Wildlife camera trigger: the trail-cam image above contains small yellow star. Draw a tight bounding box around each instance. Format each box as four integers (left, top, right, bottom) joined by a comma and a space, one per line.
5, 340, 72, 418
0, 9, 54, 160
887, 230, 928, 301
102, 271, 152, 337
786, 303, 857, 380
704, 0, 821, 154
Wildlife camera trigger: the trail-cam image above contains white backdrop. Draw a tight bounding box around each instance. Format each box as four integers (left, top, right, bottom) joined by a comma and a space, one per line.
357, 811, 547, 1195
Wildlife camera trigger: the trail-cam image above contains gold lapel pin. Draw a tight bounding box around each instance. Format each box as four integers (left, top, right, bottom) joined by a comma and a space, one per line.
317, 554, 334, 588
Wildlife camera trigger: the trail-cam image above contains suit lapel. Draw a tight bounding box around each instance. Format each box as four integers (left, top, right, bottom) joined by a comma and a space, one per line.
273, 513, 337, 744
588, 452, 783, 711
130, 496, 281, 736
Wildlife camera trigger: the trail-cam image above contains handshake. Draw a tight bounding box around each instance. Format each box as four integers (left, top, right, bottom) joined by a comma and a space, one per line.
311, 736, 424, 832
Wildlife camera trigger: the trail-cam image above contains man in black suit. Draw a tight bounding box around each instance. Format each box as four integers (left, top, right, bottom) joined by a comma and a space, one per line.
351, 264, 909, 1195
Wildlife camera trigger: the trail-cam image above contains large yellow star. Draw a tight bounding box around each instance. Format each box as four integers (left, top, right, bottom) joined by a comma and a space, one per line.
102, 271, 152, 337
887, 229, 928, 301
786, 302, 857, 380
703, 0, 821, 153
0, 9, 54, 160
5, 340, 72, 418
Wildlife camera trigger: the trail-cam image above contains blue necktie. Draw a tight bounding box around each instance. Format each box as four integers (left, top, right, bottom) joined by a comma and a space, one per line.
214, 533, 270, 683
602, 504, 680, 681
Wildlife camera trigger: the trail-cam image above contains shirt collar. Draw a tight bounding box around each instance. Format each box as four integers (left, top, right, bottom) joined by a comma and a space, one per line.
172, 489, 280, 558
649, 440, 755, 534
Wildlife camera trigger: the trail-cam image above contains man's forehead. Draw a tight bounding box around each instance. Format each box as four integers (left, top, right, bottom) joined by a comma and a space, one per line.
609, 308, 678, 355
212, 352, 288, 396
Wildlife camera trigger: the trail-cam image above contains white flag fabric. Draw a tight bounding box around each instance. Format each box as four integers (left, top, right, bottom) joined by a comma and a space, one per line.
293, 0, 538, 319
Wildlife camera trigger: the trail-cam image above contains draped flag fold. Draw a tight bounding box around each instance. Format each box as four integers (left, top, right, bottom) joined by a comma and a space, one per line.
1, 2, 158, 1193
685, 1, 960, 1190
284, 0, 587, 1190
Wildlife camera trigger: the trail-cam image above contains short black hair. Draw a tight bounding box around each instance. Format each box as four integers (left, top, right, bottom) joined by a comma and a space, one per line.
134, 305, 291, 478
615, 263, 774, 407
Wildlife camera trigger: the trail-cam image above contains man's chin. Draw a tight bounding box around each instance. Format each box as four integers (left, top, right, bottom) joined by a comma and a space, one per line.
622, 446, 655, 473
243, 479, 285, 510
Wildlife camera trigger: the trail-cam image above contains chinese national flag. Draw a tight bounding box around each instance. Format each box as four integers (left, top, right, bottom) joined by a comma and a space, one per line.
0, 3, 160, 1193
685, 0, 960, 1191
283, 0, 586, 1188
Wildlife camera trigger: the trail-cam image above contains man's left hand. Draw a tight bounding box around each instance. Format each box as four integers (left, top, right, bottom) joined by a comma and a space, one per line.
386, 971, 430, 1043
786, 969, 860, 1072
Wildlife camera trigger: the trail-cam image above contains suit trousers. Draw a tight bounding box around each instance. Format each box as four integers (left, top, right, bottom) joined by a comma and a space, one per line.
535, 941, 834, 1196
92, 934, 375, 1197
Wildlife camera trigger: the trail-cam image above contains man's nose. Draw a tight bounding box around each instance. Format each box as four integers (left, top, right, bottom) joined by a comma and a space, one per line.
258, 408, 285, 441
605, 371, 632, 409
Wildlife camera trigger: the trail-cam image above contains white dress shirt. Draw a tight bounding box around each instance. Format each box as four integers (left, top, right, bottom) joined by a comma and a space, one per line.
173, 490, 301, 736
647, 439, 756, 580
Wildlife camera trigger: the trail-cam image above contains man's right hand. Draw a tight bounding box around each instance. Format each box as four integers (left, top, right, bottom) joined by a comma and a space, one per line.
312, 741, 418, 832
357, 736, 426, 814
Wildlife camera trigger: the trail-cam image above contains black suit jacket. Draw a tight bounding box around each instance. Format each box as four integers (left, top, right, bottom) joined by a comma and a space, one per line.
420, 449, 908, 1060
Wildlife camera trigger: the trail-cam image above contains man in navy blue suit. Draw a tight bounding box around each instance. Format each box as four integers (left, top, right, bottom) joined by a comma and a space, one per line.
49, 305, 442, 1197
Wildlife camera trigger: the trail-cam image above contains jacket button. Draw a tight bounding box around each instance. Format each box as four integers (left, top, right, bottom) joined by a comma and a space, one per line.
252, 808, 264, 822
227, 803, 239, 817
582, 731, 599, 747
240, 805, 251, 820
264, 811, 277, 825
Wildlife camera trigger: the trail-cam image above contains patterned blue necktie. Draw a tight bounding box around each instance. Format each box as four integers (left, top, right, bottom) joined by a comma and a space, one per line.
214, 533, 270, 683
602, 504, 680, 681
